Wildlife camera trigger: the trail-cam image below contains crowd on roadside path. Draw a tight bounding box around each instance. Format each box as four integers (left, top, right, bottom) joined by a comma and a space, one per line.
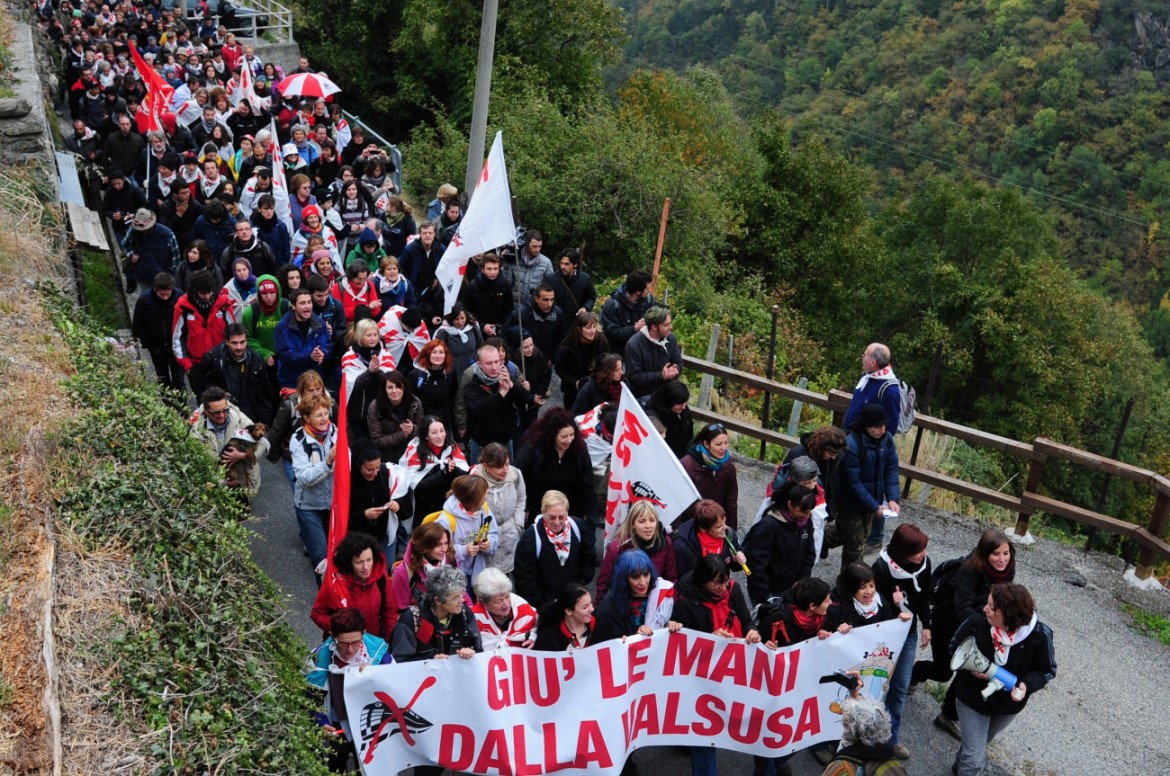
40, 4, 1057, 774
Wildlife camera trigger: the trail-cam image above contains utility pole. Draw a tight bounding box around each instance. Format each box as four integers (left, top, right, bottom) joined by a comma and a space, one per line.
465, 0, 500, 200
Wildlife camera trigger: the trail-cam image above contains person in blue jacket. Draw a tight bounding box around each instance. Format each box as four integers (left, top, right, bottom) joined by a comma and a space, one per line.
307, 607, 392, 771
826, 403, 900, 572
274, 288, 331, 391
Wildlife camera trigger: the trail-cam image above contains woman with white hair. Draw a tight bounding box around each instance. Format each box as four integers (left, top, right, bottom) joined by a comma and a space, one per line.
470, 568, 538, 650
391, 565, 482, 663
819, 676, 908, 776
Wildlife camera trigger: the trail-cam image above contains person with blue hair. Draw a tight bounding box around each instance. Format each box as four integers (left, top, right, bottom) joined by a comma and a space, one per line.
593, 549, 676, 642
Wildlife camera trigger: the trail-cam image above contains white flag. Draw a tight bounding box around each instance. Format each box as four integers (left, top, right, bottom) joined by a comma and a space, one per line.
435, 132, 517, 314
267, 119, 294, 237
604, 384, 700, 542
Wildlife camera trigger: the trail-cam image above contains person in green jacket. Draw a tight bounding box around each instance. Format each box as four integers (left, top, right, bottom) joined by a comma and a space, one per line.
241, 274, 289, 368
345, 226, 387, 270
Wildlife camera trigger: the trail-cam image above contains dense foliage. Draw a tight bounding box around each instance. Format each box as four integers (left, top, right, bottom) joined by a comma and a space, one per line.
295, 0, 1170, 538
48, 304, 329, 774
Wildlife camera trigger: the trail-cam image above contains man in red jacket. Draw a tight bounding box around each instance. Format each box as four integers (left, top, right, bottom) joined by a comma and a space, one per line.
172, 268, 236, 398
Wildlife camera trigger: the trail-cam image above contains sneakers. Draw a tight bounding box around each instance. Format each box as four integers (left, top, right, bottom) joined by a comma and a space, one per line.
891, 744, 910, 760
907, 681, 919, 696
864, 541, 883, 555
934, 713, 962, 740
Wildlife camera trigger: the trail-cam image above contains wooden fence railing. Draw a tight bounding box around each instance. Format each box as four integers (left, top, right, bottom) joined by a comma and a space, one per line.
682, 355, 1170, 580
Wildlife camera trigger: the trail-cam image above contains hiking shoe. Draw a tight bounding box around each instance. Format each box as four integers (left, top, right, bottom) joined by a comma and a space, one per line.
907, 681, 919, 695
891, 744, 910, 760
864, 541, 883, 555
934, 713, 962, 740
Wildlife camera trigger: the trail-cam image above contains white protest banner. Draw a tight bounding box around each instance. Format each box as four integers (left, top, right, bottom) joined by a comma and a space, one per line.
267, 118, 295, 238
435, 132, 517, 314
605, 383, 700, 541
344, 620, 911, 775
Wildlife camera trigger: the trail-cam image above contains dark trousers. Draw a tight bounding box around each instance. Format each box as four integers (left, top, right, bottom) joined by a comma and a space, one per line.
148, 347, 187, 394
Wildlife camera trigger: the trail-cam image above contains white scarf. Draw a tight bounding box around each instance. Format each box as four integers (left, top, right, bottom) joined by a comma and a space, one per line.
854, 365, 896, 392
440, 322, 473, 344
641, 327, 670, 350
879, 549, 926, 593
853, 591, 884, 620
329, 639, 371, 668
991, 611, 1038, 666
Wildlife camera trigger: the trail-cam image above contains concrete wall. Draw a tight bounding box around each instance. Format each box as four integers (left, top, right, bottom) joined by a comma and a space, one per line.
254, 41, 303, 80
0, 14, 54, 175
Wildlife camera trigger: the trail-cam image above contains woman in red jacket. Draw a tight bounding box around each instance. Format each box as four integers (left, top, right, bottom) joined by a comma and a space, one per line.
311, 531, 395, 640
595, 500, 678, 602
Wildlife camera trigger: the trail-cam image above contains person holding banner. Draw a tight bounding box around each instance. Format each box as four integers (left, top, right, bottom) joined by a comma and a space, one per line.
669, 555, 760, 776
596, 500, 678, 602
306, 607, 393, 772
470, 568, 538, 650
949, 583, 1055, 776
673, 500, 746, 580
593, 549, 675, 642
391, 565, 482, 665
532, 583, 595, 652
743, 481, 817, 605
514, 490, 593, 610
681, 423, 740, 529
310, 531, 395, 640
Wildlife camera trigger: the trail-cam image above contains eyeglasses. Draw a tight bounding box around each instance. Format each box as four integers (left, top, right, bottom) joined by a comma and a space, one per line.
707, 423, 725, 433
206, 406, 229, 416
335, 638, 363, 649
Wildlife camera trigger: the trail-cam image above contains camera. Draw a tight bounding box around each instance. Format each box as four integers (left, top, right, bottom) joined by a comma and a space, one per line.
819, 670, 860, 693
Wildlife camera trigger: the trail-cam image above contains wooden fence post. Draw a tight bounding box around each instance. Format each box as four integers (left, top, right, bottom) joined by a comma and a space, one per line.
1136, 491, 1170, 580
697, 325, 720, 411
1015, 452, 1047, 539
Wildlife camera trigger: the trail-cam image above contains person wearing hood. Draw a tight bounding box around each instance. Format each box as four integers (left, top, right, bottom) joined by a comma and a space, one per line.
640, 380, 694, 459
220, 218, 277, 280
241, 273, 289, 370
193, 322, 275, 424
332, 259, 382, 322
122, 207, 181, 294
624, 304, 683, 398
743, 481, 817, 606
510, 229, 554, 305
223, 257, 259, 320
309, 461, 404, 629
825, 402, 900, 570
600, 269, 657, 355
421, 475, 499, 586
291, 204, 341, 270
345, 226, 386, 271
470, 443, 527, 575
250, 193, 291, 265
595, 500, 678, 602
171, 268, 236, 397
282, 142, 307, 177
190, 198, 237, 261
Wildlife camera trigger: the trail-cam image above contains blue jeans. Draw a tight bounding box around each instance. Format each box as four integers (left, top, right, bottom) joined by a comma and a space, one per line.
690, 746, 717, 776
295, 506, 330, 578
953, 698, 1016, 775
281, 458, 296, 488
885, 624, 918, 743
867, 512, 886, 546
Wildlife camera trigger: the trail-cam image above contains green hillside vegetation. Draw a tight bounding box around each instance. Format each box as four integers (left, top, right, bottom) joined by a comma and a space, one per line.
296, 0, 1170, 554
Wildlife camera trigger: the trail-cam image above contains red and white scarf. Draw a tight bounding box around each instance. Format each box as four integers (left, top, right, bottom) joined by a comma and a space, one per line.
991, 611, 1038, 665
853, 591, 884, 620
545, 523, 571, 566
879, 549, 926, 593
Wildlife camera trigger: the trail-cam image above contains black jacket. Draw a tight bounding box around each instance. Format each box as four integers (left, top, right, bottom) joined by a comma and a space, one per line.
464, 272, 513, 329
872, 555, 932, 631
757, 587, 823, 647
220, 235, 278, 278
671, 574, 753, 636
593, 594, 645, 643
391, 604, 482, 662
744, 509, 815, 605
672, 519, 742, 580
533, 618, 595, 652
503, 302, 569, 369
513, 516, 591, 610
463, 372, 530, 446
642, 390, 694, 459
950, 610, 1056, 716
131, 289, 177, 352
542, 268, 596, 313
195, 343, 276, 424
514, 443, 595, 520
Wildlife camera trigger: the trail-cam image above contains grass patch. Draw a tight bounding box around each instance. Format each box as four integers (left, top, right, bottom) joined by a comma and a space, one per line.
80, 248, 128, 331
1122, 603, 1170, 646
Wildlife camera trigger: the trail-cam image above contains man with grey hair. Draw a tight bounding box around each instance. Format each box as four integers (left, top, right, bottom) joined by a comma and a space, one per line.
844, 342, 902, 432
391, 565, 482, 664
624, 304, 683, 398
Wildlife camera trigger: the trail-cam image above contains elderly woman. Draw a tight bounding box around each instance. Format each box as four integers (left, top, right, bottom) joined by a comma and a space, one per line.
470, 568, 538, 650
310, 531, 394, 639
950, 583, 1055, 776
513, 490, 592, 610
820, 680, 907, 775
391, 565, 482, 663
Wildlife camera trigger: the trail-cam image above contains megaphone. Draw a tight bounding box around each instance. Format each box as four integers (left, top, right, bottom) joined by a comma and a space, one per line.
950, 636, 1020, 700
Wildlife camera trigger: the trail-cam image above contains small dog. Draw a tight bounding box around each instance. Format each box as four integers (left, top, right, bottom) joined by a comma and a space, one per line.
223, 423, 267, 491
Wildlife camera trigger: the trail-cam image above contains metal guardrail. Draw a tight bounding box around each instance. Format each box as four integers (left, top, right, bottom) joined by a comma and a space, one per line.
683, 354, 1170, 580
186, 0, 295, 44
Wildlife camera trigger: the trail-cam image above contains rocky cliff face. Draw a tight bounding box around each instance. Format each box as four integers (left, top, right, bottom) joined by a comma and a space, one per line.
1133, 12, 1170, 78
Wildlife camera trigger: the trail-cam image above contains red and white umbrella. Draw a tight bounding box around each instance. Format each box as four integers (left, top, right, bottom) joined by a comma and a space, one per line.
275, 72, 342, 99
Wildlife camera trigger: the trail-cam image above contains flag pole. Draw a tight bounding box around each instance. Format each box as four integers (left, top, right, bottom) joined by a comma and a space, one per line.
510, 194, 525, 379
649, 198, 670, 295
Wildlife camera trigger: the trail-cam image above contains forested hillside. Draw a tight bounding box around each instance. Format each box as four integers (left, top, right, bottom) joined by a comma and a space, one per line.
296, 0, 1170, 546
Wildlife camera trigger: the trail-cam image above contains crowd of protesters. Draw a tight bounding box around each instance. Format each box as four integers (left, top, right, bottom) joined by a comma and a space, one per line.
41, 3, 1055, 774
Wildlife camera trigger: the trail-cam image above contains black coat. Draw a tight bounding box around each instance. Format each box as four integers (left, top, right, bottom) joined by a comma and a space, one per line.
743, 509, 815, 605
872, 555, 932, 631
593, 594, 644, 643
514, 443, 595, 520
950, 610, 1056, 716
503, 302, 570, 369
463, 372, 530, 446
463, 272, 514, 330
131, 289, 177, 353
391, 604, 482, 662
193, 342, 276, 424
542, 268, 597, 313
757, 587, 823, 647
555, 338, 609, 410
642, 392, 693, 460
513, 516, 591, 610
671, 574, 753, 636
533, 618, 595, 652
672, 519, 742, 580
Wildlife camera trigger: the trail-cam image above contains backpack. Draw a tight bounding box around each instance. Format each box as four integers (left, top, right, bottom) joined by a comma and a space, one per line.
929, 556, 965, 609
821, 756, 909, 776
877, 379, 916, 435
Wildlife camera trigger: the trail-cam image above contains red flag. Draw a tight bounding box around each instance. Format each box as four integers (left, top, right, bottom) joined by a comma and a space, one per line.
323, 374, 351, 589
129, 43, 174, 134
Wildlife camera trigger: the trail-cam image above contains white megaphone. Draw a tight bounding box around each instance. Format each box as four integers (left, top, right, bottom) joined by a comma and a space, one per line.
950, 636, 1019, 700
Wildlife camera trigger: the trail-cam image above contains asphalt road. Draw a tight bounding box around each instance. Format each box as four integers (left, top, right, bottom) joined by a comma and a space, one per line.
245, 444, 1170, 775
